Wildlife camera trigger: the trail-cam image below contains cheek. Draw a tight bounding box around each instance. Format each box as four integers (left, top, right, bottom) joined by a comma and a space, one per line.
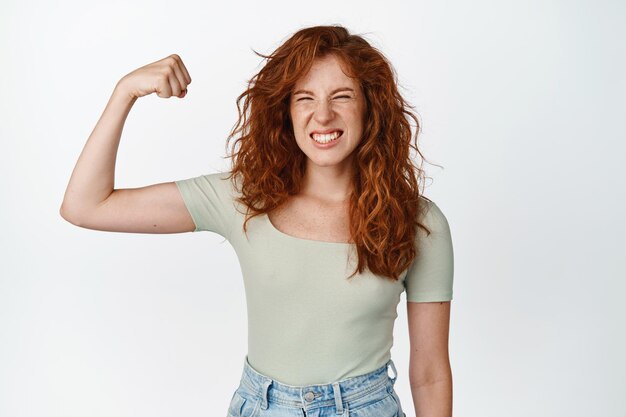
351, 112, 365, 132
289, 109, 304, 126
290, 115, 306, 139
293, 118, 312, 138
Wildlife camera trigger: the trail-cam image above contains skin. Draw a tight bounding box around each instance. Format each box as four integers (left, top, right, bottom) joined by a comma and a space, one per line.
407, 301, 453, 417
289, 53, 367, 203
59, 54, 196, 234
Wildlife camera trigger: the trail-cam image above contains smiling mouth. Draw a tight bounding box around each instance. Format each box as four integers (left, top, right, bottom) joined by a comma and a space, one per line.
310, 130, 343, 144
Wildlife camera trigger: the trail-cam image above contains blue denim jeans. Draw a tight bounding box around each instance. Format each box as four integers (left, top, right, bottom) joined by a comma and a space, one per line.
227, 355, 407, 417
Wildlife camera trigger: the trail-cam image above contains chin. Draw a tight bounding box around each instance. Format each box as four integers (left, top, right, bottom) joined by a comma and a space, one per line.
308, 155, 353, 168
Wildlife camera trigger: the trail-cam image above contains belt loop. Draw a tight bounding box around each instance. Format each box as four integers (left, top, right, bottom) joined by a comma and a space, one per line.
387, 359, 398, 386
260, 378, 272, 410
332, 382, 343, 414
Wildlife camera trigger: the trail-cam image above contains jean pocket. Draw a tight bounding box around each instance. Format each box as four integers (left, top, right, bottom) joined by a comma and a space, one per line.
349, 392, 397, 417
227, 390, 261, 417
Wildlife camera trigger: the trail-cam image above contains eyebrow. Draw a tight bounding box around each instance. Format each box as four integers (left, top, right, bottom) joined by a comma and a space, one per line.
293, 87, 355, 96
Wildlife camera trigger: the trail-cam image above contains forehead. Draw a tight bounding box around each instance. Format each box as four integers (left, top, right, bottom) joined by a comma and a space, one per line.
293, 54, 358, 89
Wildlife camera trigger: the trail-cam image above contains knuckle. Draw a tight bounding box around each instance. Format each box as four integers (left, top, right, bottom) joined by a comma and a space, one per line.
158, 65, 170, 76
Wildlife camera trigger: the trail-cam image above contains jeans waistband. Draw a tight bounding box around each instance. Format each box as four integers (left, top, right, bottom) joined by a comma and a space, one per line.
237, 355, 399, 414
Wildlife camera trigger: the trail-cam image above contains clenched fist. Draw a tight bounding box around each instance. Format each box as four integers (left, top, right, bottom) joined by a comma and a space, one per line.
117, 54, 192, 100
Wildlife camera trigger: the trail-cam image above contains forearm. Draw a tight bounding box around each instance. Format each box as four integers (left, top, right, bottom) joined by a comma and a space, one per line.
60, 79, 136, 218
409, 374, 453, 417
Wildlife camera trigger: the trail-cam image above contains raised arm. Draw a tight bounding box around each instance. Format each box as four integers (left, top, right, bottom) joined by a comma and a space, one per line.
59, 54, 196, 234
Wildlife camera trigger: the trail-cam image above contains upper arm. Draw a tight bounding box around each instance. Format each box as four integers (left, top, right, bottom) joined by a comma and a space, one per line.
60, 172, 237, 236
172, 173, 237, 237
61, 181, 196, 234
407, 301, 451, 384
404, 199, 454, 302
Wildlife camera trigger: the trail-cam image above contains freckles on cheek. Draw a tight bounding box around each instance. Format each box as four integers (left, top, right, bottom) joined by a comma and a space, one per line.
292, 112, 309, 129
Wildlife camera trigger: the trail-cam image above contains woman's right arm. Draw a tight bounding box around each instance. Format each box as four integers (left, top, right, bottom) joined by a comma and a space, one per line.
59, 54, 196, 234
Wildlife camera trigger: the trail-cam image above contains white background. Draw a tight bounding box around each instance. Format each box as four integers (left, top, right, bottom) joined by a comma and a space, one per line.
1, 1, 624, 416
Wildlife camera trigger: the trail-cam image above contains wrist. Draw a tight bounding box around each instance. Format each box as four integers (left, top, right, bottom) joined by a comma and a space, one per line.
113, 77, 138, 105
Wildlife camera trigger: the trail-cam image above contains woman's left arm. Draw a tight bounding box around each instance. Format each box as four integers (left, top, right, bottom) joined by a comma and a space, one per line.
406, 300, 453, 417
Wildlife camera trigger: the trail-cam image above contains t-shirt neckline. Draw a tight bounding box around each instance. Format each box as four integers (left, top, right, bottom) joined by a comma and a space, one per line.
263, 213, 354, 246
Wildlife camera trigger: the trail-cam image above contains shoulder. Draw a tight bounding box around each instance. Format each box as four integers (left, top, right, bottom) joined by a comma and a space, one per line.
197, 170, 232, 184
192, 171, 240, 194
417, 196, 451, 237
175, 171, 242, 210
404, 196, 455, 302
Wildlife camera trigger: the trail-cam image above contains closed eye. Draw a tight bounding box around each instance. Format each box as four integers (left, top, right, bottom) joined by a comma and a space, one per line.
296, 95, 352, 101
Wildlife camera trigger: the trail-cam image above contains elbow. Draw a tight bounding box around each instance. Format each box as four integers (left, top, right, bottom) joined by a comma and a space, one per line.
408, 356, 452, 389
409, 368, 452, 390
59, 203, 83, 227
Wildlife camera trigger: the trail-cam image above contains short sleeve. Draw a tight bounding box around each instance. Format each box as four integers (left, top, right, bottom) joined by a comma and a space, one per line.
403, 199, 454, 303
174, 172, 236, 239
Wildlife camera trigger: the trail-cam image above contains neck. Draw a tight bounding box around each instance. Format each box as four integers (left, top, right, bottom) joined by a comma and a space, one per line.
300, 163, 354, 203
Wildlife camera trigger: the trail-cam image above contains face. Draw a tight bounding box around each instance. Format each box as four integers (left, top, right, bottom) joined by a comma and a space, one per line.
289, 54, 366, 172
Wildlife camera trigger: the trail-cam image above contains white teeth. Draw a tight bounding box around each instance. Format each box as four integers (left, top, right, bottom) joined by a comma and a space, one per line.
311, 131, 342, 143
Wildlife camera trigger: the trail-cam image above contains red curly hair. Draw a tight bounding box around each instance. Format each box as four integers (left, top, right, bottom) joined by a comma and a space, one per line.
224, 24, 435, 281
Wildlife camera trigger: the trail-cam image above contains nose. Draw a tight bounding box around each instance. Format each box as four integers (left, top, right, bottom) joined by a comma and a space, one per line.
313, 99, 335, 124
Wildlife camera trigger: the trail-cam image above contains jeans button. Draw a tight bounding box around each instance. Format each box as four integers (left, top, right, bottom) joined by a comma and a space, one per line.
304, 391, 315, 401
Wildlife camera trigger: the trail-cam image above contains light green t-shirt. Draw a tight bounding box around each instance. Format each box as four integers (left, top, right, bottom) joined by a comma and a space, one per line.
175, 171, 454, 386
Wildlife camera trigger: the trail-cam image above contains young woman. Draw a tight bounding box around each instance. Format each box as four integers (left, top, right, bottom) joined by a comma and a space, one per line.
61, 25, 454, 417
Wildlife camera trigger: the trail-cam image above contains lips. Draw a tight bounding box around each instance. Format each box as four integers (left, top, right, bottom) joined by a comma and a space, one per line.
309, 129, 343, 137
